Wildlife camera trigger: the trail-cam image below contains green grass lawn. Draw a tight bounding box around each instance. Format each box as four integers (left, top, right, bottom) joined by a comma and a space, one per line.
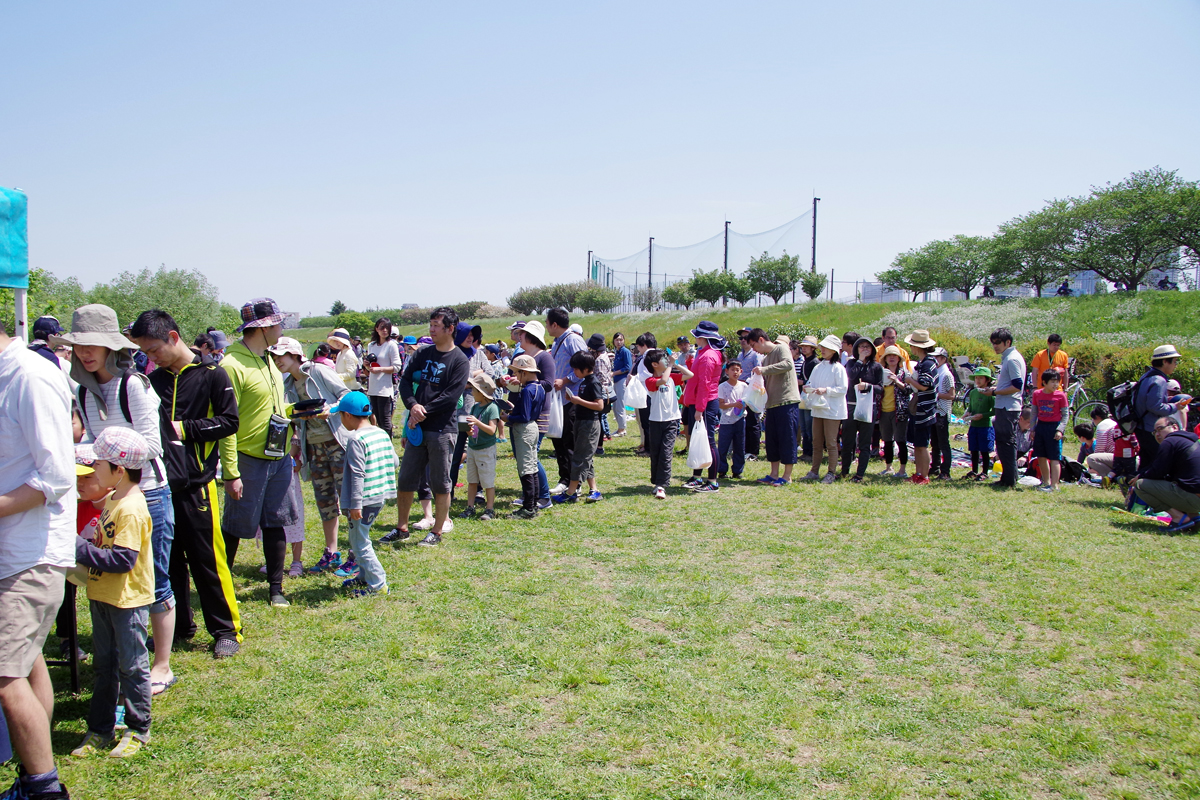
43, 422, 1200, 800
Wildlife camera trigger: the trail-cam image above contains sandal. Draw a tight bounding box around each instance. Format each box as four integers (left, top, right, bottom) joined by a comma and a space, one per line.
151, 675, 179, 696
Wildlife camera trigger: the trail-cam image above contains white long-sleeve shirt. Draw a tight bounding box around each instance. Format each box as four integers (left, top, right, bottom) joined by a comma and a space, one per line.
0, 338, 77, 580
804, 359, 849, 420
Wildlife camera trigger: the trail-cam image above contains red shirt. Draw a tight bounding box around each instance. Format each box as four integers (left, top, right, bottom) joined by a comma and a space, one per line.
1032, 388, 1068, 423
681, 344, 723, 408
77, 500, 102, 537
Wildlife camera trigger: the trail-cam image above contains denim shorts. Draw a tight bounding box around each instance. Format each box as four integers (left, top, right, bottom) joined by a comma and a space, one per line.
967, 426, 994, 453
143, 485, 176, 613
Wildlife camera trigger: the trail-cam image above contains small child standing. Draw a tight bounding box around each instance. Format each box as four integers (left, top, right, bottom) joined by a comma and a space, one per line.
336, 391, 398, 596
503, 354, 547, 519
462, 373, 501, 520
716, 361, 747, 479
71, 428, 155, 760
554, 351, 605, 503
1032, 369, 1069, 491
965, 367, 995, 481
644, 349, 693, 499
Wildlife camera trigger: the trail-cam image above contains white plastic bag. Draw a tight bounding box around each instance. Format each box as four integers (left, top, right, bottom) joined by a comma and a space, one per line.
806, 390, 829, 412
853, 386, 875, 423
687, 414, 713, 470
546, 391, 564, 438
744, 374, 768, 415
625, 375, 648, 409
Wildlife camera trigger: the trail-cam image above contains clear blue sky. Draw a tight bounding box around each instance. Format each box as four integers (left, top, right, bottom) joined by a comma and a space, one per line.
5, 1, 1199, 315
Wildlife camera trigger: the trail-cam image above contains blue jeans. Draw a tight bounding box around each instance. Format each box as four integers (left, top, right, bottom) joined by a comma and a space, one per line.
143, 485, 175, 613
798, 409, 813, 457
347, 505, 387, 592
717, 419, 746, 476
87, 601, 150, 737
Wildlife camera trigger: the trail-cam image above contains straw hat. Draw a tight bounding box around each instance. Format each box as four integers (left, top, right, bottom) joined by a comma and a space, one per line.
904, 329, 936, 349
1153, 344, 1182, 360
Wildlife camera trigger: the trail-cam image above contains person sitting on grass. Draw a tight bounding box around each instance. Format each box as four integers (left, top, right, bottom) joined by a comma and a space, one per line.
460, 373, 501, 520
71, 428, 156, 760
963, 367, 995, 481
1032, 369, 1069, 492
1127, 417, 1200, 532
502, 355, 547, 519
1084, 405, 1118, 485
335, 391, 397, 597
553, 351, 606, 504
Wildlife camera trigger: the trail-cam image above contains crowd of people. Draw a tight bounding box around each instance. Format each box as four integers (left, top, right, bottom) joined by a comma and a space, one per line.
1, 297, 1197, 798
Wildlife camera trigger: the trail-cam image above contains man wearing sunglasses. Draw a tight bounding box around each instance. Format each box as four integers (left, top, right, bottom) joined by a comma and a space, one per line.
1134, 344, 1191, 465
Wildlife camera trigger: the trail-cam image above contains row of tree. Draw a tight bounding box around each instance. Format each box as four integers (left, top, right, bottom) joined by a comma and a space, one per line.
1, 265, 242, 339
506, 251, 827, 315
877, 168, 1200, 299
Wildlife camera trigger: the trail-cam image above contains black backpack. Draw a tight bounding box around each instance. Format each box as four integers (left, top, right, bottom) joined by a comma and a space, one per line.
1107, 379, 1142, 435
78, 373, 178, 484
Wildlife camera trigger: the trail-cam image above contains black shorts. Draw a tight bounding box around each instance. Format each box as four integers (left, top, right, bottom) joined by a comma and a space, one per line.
907, 419, 932, 448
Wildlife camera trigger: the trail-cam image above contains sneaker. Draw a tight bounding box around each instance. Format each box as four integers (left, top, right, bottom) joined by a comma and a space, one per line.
594, 448, 605, 456
418, 532, 442, 547
458, 507, 476, 519
287, 560, 303, 578
755, 475, 776, 484
511, 498, 524, 507
114, 703, 126, 732
71, 731, 113, 757
478, 508, 496, 520
108, 729, 149, 758
333, 558, 359, 578
342, 577, 368, 590
773, 477, 790, 486
936, 473, 953, 481
960, 471, 978, 481
351, 584, 388, 598
59, 638, 89, 662
308, 550, 342, 572
509, 508, 538, 520
269, 593, 290, 608
413, 517, 436, 531
821, 473, 836, 484
550, 483, 568, 495
258, 564, 267, 574
1037, 484, 1055, 493
732, 473, 743, 479
585, 491, 603, 503
379, 528, 409, 544
212, 637, 240, 659
694, 481, 719, 493
911, 474, 930, 485
682, 477, 704, 489
537, 498, 552, 510
850, 475, 863, 483
551, 492, 578, 504
801, 471, 819, 481
653, 486, 667, 500
745, 454, 759, 462
895, 469, 908, 479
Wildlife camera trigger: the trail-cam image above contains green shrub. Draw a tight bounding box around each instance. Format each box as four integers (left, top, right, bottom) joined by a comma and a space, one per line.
300, 314, 337, 329
334, 311, 375, 340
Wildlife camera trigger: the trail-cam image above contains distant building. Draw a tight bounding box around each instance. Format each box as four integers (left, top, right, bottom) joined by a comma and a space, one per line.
401, 303, 419, 310
281, 311, 301, 330
860, 281, 908, 303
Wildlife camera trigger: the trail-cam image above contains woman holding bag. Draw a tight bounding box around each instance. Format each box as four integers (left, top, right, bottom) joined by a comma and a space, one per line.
878, 345, 912, 478
841, 337, 884, 482
680, 321, 725, 493
801, 335, 848, 483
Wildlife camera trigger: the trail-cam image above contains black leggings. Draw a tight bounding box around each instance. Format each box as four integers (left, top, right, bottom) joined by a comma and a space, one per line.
369, 394, 395, 437
225, 526, 287, 597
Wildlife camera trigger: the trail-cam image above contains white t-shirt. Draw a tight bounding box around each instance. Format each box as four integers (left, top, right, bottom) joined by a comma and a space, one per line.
648, 375, 681, 422
717, 380, 746, 426
936, 363, 955, 417
366, 340, 401, 396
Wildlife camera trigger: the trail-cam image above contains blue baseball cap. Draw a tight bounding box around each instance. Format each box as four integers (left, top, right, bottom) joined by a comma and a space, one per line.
333, 391, 372, 417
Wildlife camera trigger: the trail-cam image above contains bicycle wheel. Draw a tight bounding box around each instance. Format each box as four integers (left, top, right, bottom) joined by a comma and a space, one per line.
1073, 399, 1107, 429
953, 385, 973, 418
1070, 386, 1090, 416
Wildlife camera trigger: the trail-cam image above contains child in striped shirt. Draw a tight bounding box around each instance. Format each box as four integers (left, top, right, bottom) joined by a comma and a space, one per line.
336, 391, 398, 596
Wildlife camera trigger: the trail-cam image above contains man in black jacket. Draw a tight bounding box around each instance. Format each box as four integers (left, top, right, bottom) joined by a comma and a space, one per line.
131, 310, 243, 658
1131, 417, 1200, 532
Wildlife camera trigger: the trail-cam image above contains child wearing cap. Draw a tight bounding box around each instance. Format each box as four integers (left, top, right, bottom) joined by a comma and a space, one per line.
336, 391, 398, 596
964, 367, 996, 481
461, 374, 502, 520
71, 428, 156, 760
502, 354, 547, 518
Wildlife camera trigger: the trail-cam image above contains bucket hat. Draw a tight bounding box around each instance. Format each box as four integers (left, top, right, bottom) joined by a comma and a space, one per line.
50, 304, 138, 351
521, 321, 547, 348
511, 354, 540, 373
904, 329, 937, 349
1153, 344, 1182, 360
882, 345, 905, 360
266, 337, 305, 359
468, 373, 497, 397
236, 298, 284, 332
972, 366, 993, 379
586, 333, 607, 351
818, 334, 842, 353
799, 335, 820, 349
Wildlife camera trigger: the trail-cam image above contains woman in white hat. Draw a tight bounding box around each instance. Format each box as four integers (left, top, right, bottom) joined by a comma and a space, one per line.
326, 327, 361, 390
51, 304, 179, 694
801, 335, 848, 483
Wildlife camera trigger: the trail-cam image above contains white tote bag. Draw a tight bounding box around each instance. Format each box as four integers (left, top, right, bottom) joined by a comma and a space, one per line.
853, 386, 875, 423
625, 375, 648, 409
546, 390, 564, 438
687, 414, 713, 470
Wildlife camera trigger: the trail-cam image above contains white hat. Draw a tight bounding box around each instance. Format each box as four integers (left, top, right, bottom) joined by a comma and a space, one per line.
267, 337, 305, 358
569, 323, 583, 336
1153, 344, 1182, 360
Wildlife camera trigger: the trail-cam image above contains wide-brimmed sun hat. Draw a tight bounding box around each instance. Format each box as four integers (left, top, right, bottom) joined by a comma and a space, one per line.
49, 305, 138, 351
521, 321, 547, 348
904, 329, 937, 349
1153, 344, 1182, 360
327, 328, 353, 348
468, 373, 497, 397
236, 298, 284, 332
799, 335, 820, 349
511, 354, 540, 373
266, 337, 305, 359
882, 345, 904, 360
818, 334, 842, 352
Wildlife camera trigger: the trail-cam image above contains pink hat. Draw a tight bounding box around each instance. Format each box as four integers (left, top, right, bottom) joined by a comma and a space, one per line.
92, 427, 150, 470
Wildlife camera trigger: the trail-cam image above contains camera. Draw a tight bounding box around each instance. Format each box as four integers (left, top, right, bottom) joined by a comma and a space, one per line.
364, 353, 380, 366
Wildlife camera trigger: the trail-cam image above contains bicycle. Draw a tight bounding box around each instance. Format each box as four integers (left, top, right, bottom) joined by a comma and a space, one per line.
951, 356, 998, 418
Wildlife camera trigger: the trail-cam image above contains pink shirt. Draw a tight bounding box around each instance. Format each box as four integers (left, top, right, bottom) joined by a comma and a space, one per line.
681, 344, 723, 408
1032, 388, 1068, 423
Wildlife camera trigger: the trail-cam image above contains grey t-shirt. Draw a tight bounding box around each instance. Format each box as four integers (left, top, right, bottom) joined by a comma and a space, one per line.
995, 346, 1026, 412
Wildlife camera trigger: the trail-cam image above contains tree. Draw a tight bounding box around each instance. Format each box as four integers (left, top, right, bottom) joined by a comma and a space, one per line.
745, 251, 802, 304
507, 286, 550, 316
688, 268, 731, 306
329, 300, 347, 316
799, 271, 828, 301
545, 281, 590, 313
936, 235, 996, 299
334, 311, 374, 340
993, 201, 1074, 296
661, 281, 695, 310
577, 284, 624, 313
87, 265, 228, 339
877, 245, 943, 301
725, 276, 756, 306
631, 285, 660, 311
1070, 170, 1181, 292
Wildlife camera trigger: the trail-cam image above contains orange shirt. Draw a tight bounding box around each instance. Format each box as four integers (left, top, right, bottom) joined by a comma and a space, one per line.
1030, 348, 1069, 389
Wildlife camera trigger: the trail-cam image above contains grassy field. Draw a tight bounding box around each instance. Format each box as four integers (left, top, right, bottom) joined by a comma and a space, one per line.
43, 418, 1200, 800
